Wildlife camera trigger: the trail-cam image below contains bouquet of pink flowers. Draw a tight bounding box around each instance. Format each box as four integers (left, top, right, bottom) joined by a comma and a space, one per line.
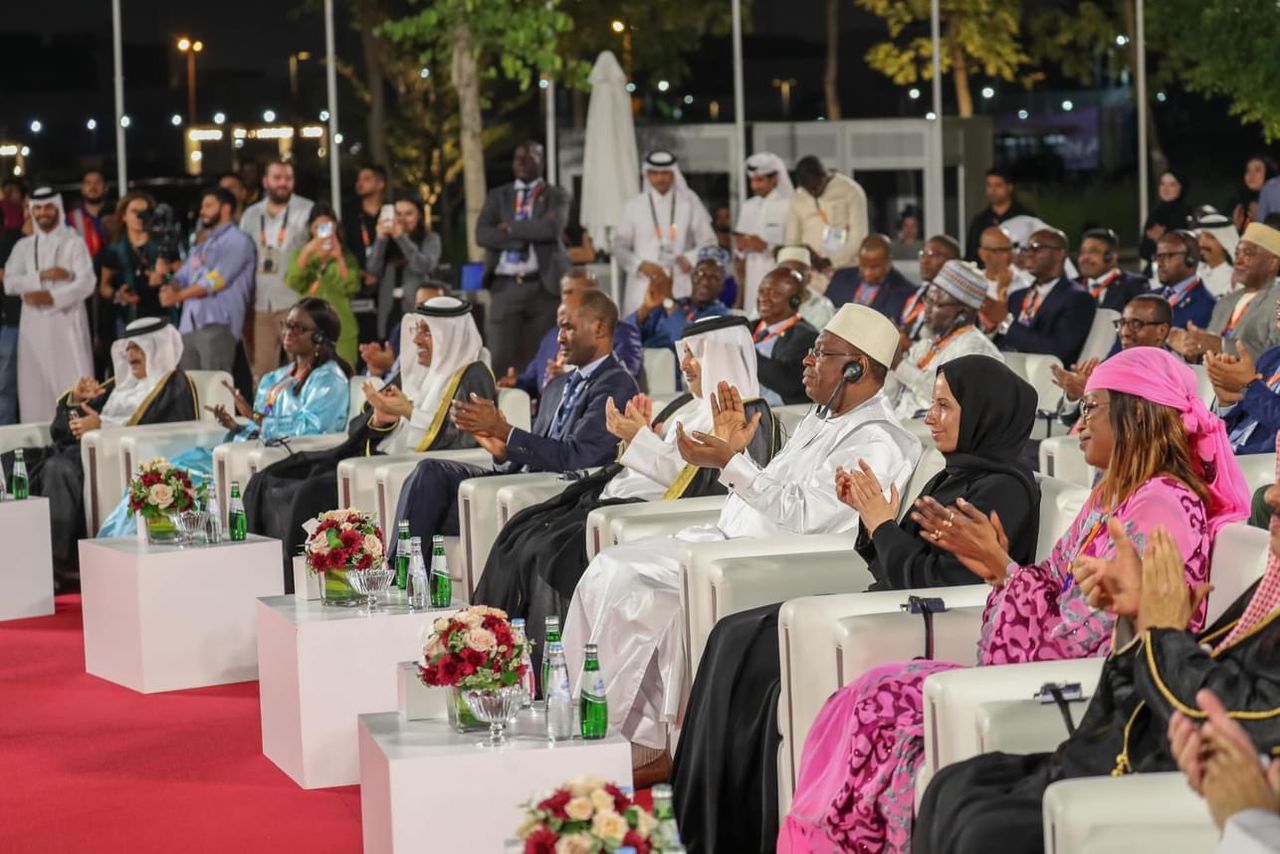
515, 776, 658, 854
127, 458, 204, 521
418, 605, 527, 692
303, 509, 385, 573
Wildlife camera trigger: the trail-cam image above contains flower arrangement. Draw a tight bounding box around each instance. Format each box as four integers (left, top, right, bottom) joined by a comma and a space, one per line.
516, 776, 658, 854
303, 509, 385, 573
127, 458, 204, 521
418, 605, 527, 692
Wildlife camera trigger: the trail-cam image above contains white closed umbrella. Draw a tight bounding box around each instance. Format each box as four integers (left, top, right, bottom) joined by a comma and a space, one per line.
581, 51, 639, 304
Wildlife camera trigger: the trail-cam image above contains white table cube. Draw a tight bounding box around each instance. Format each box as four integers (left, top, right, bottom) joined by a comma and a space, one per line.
0, 497, 54, 621
359, 710, 633, 854
79, 535, 284, 693
257, 593, 457, 789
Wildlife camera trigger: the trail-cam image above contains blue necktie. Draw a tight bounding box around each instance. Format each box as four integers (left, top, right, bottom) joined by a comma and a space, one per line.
549, 372, 586, 440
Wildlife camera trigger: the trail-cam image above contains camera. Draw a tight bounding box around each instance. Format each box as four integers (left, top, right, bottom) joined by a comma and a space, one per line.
139, 203, 184, 258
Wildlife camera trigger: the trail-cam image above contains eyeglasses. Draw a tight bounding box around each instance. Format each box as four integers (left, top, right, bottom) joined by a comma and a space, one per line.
1024, 242, 1063, 254
1113, 318, 1168, 332
918, 248, 948, 259
807, 346, 859, 360
1154, 251, 1189, 263
279, 320, 317, 335
922, 293, 964, 309
1079, 399, 1110, 423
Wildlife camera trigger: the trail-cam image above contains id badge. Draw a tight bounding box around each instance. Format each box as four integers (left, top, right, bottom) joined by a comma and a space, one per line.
821, 225, 848, 254
656, 244, 676, 268
261, 246, 277, 274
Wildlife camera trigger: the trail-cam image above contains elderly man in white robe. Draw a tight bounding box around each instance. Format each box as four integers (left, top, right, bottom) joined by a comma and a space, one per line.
562, 303, 922, 777
2, 188, 95, 421
734, 153, 795, 312
612, 150, 717, 315
888, 259, 1004, 419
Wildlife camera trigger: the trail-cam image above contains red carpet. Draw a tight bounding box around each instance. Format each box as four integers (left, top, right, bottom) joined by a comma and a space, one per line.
0, 595, 363, 854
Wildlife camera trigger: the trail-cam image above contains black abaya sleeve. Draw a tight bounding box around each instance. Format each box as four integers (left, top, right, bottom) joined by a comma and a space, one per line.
49, 383, 114, 449
132, 371, 199, 424
424, 361, 496, 451
866, 471, 1039, 590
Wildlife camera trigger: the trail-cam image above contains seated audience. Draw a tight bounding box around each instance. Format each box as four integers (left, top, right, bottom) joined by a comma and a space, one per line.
826, 234, 919, 320
776, 245, 836, 330
900, 234, 964, 342
752, 267, 821, 406
475, 316, 778, 678
2, 319, 196, 584
1170, 222, 1280, 363
628, 246, 730, 350
1153, 229, 1217, 331
388, 289, 638, 558
671, 356, 1040, 852
358, 281, 450, 380
496, 268, 641, 398
1197, 210, 1240, 297
787, 345, 1249, 853
562, 304, 923, 783
96, 298, 352, 538
1077, 227, 1149, 311
914, 418, 1259, 854
976, 226, 1030, 304
889, 260, 1003, 420
244, 297, 494, 587
978, 227, 1096, 366
1207, 302, 1280, 454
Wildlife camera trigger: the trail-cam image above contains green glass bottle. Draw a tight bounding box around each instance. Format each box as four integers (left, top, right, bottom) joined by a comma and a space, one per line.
10, 448, 28, 500
651, 783, 683, 850
395, 521, 411, 589
540, 615, 561, 700
228, 481, 246, 541
428, 535, 451, 607
579, 643, 608, 739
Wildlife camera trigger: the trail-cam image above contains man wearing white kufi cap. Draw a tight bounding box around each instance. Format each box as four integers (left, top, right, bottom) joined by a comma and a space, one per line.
2, 187, 95, 421
735, 153, 794, 311
561, 302, 921, 774
612, 150, 718, 316
888, 259, 1004, 420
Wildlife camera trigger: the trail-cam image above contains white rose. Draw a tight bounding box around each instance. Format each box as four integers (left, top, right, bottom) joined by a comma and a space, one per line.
589, 789, 615, 814
564, 796, 594, 822
554, 834, 595, 854
425, 639, 444, 659
148, 483, 174, 509
363, 534, 383, 556
461, 610, 484, 628
591, 811, 629, 843
433, 617, 450, 633
634, 809, 657, 837
566, 775, 606, 797
515, 813, 541, 840
465, 628, 496, 652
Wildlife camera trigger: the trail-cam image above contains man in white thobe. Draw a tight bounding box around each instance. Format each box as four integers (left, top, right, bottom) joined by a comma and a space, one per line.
612, 150, 717, 316
562, 303, 922, 761
888, 259, 1004, 419
735, 153, 794, 312
2, 188, 94, 421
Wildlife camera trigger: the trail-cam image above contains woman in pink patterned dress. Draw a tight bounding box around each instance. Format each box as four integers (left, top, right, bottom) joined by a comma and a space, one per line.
779, 347, 1250, 853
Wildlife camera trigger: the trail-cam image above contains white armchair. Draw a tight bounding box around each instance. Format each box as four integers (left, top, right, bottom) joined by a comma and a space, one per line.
1004, 353, 1065, 439
1039, 435, 1094, 488
1236, 451, 1276, 494
0, 422, 51, 455
643, 348, 677, 395
209, 433, 351, 526
1042, 774, 1214, 854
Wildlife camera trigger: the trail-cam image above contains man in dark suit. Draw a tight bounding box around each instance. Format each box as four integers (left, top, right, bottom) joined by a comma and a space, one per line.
752, 266, 820, 405
978, 227, 1096, 366
1154, 229, 1216, 330
475, 140, 571, 377
388, 290, 638, 555
964, 166, 1036, 260
825, 234, 919, 322
1077, 227, 1149, 312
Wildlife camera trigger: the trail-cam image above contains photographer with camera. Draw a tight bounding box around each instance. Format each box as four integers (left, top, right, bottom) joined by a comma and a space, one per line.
100, 192, 179, 330
164, 187, 255, 378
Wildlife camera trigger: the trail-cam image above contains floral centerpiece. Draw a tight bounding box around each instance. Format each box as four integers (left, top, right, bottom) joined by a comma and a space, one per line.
127, 458, 205, 543
516, 776, 658, 854
303, 509, 386, 607
419, 605, 528, 737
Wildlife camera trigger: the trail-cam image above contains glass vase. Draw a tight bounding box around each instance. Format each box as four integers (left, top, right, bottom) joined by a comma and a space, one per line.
445, 686, 487, 733
144, 514, 181, 545
462, 686, 524, 747
318, 566, 364, 608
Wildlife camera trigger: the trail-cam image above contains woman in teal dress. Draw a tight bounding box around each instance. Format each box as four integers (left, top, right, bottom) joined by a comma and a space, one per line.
285, 203, 361, 365
98, 298, 352, 536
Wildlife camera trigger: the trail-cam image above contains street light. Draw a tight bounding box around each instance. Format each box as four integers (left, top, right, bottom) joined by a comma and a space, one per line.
263, 109, 277, 123
611, 19, 625, 33
29, 120, 42, 134
213, 111, 226, 125
771, 78, 797, 116
176, 35, 204, 124
86, 118, 97, 130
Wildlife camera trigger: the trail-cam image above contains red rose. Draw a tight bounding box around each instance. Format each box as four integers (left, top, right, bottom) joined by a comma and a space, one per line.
141, 472, 161, 486
536, 789, 571, 819
524, 827, 559, 854
622, 830, 649, 853
356, 553, 373, 570
460, 661, 476, 677
339, 529, 360, 548
437, 655, 461, 683
461, 647, 485, 666
605, 784, 631, 813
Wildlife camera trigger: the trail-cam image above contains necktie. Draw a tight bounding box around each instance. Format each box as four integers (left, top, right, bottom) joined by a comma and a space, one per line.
549, 372, 586, 440
504, 186, 532, 265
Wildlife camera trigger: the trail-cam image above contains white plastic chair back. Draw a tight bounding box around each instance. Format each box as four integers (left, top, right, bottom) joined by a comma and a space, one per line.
187, 370, 235, 420
1038, 435, 1094, 488
1076, 308, 1119, 364
642, 348, 677, 395
1033, 474, 1091, 562
1190, 363, 1214, 407
773, 404, 812, 439
1204, 523, 1270, 626
1233, 451, 1275, 494
496, 388, 532, 432
1002, 353, 1065, 413
348, 375, 386, 419
897, 448, 945, 521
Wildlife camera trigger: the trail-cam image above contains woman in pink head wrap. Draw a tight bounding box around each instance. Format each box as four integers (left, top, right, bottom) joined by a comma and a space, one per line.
779, 346, 1249, 854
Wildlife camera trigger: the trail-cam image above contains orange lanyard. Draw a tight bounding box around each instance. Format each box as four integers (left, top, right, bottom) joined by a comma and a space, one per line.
647, 192, 678, 245
901, 293, 925, 326
916, 325, 974, 369
1222, 292, 1258, 337
1088, 271, 1118, 301
814, 196, 829, 226
753, 315, 800, 345
1019, 289, 1045, 323
259, 208, 288, 248
514, 182, 542, 218
1062, 509, 1111, 594
263, 366, 306, 414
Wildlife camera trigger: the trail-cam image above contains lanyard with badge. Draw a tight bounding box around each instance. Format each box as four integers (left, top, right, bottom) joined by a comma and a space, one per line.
814, 193, 847, 255
648, 191, 678, 268
259, 207, 289, 274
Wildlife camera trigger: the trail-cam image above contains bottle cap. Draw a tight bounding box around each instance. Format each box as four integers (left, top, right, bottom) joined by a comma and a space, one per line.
431, 534, 444, 543
511, 617, 526, 629
410, 535, 422, 545
584, 643, 598, 655
230, 480, 239, 488
651, 783, 673, 799
398, 520, 410, 530
546, 640, 564, 655
545, 615, 560, 627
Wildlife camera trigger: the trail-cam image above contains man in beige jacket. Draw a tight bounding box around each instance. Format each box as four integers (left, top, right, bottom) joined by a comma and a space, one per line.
784, 155, 869, 283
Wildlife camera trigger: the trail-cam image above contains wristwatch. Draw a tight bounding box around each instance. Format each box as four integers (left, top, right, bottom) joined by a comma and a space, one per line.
662, 298, 675, 311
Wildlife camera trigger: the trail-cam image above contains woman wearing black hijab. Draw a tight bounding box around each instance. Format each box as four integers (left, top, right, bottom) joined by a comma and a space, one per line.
1140, 169, 1194, 265
669, 355, 1042, 854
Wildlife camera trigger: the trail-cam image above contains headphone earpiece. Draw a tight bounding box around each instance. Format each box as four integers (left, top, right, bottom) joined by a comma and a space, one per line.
842, 359, 864, 385
1102, 250, 1115, 263
312, 329, 328, 348
789, 294, 802, 310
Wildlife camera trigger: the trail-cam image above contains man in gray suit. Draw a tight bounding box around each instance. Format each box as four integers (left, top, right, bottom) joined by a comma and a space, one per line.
476, 140, 571, 375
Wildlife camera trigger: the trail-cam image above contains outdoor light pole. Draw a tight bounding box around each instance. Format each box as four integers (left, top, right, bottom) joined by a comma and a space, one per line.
324, 0, 341, 212
1136, 0, 1149, 232
927, 0, 945, 239
731, 0, 747, 209
177, 37, 204, 125
111, 0, 127, 189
